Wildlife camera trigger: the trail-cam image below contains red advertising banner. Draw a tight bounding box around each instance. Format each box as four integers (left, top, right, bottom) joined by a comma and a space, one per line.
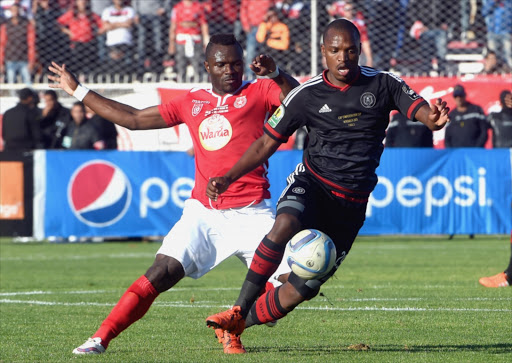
401, 74, 510, 148
402, 74, 510, 115
158, 74, 510, 149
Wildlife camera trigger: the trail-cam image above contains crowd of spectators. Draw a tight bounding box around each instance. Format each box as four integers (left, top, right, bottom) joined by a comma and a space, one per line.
2, 84, 511, 152
2, 87, 117, 151
0, 0, 510, 85
384, 84, 512, 149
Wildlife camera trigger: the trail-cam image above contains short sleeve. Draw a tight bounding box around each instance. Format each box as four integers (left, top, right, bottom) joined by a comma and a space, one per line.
259, 79, 282, 111
264, 88, 307, 143
157, 94, 187, 127
57, 11, 71, 26
101, 8, 109, 21
386, 73, 428, 120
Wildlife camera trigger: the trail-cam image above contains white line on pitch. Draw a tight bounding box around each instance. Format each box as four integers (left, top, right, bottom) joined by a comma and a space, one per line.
0, 253, 156, 262
0, 290, 109, 296
1, 289, 511, 302
1, 299, 511, 313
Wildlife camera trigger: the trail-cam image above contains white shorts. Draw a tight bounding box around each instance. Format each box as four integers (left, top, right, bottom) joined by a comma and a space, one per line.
157, 199, 290, 284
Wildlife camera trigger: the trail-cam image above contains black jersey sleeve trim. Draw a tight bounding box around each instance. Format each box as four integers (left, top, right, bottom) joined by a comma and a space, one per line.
407, 98, 428, 120
264, 123, 289, 143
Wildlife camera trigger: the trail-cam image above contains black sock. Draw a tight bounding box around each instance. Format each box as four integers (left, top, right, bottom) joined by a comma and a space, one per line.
234, 236, 285, 318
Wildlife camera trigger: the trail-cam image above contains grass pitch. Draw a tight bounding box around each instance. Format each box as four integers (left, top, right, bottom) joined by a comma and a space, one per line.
1, 235, 511, 362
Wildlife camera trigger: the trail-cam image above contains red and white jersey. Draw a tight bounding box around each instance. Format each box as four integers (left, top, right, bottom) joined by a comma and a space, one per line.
101, 5, 135, 46
158, 79, 282, 209
171, 0, 207, 43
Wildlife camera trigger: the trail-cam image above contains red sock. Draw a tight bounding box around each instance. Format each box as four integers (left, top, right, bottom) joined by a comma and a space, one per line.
246, 237, 286, 285
93, 275, 158, 348
250, 286, 289, 325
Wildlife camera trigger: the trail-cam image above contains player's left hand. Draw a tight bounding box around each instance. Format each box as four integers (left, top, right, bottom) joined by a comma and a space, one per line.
206, 176, 232, 201
48, 62, 79, 96
429, 98, 450, 129
250, 54, 277, 77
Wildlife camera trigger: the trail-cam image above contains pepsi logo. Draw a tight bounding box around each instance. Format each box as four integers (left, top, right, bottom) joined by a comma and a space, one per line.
68, 160, 132, 227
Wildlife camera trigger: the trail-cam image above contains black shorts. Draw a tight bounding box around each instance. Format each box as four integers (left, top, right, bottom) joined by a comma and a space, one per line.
276, 163, 367, 259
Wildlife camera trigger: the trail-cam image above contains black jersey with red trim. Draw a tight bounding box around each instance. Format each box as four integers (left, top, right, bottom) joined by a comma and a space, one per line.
264, 67, 428, 195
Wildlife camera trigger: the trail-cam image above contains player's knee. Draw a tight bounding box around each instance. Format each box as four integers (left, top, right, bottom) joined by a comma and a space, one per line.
288, 272, 322, 300
267, 214, 302, 244
145, 255, 184, 292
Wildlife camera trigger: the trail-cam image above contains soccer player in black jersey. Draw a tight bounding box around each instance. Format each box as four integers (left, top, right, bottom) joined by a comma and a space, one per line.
205, 19, 450, 350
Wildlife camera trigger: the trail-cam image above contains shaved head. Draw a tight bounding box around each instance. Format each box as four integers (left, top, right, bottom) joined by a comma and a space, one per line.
321, 19, 361, 87
323, 19, 360, 47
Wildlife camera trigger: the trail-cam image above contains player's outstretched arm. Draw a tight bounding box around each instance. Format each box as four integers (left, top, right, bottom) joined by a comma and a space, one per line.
206, 133, 281, 200
415, 98, 450, 131
250, 54, 299, 102
48, 62, 167, 130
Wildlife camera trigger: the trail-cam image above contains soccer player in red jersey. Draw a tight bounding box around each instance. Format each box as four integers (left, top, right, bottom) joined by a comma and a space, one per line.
205, 19, 450, 351
48, 33, 298, 355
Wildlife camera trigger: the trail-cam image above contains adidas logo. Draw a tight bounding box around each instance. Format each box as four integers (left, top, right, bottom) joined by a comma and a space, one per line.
319, 104, 332, 113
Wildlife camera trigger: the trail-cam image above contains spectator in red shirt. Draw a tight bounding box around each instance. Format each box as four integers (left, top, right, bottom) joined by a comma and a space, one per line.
168, 0, 209, 82
240, 0, 274, 80
58, 0, 102, 75
0, 2, 35, 84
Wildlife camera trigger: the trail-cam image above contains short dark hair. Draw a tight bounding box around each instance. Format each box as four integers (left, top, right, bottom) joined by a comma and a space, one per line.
18, 88, 35, 101
205, 33, 243, 59
72, 101, 85, 112
44, 90, 58, 100
323, 18, 360, 45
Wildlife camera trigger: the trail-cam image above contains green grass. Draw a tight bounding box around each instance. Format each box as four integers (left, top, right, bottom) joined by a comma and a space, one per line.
1, 235, 511, 362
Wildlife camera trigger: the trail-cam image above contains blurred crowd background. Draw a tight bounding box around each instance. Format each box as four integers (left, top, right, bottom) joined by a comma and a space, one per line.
0, 0, 511, 85
1, 0, 511, 152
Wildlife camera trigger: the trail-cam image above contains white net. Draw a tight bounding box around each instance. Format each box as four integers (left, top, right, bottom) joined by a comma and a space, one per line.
1, 0, 510, 88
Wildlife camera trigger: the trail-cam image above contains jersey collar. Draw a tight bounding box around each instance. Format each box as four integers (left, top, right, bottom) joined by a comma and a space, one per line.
322, 67, 361, 92
209, 80, 250, 98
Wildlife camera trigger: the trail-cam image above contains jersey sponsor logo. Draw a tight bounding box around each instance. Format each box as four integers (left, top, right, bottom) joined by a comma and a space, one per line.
360, 92, 376, 108
234, 95, 247, 109
292, 187, 306, 194
402, 84, 421, 100
319, 104, 332, 113
205, 105, 229, 116
192, 103, 203, 116
68, 160, 132, 227
268, 105, 285, 128
198, 113, 233, 151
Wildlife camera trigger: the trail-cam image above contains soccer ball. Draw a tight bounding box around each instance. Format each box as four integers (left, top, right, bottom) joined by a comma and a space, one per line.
285, 229, 336, 280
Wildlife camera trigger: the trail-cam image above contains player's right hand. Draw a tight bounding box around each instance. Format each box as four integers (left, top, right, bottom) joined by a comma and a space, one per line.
47, 61, 79, 96
206, 176, 231, 201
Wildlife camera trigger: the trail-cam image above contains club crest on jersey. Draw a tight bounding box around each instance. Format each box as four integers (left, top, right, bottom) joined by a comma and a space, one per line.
192, 103, 203, 116
268, 105, 285, 128
234, 95, 247, 109
402, 85, 421, 100
360, 92, 376, 108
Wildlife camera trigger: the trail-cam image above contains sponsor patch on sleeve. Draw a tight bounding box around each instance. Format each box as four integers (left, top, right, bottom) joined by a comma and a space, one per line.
402, 84, 421, 100
268, 105, 285, 128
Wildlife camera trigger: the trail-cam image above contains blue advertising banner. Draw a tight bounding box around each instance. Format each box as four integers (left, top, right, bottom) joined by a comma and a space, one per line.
45, 151, 195, 237
363, 148, 511, 235
44, 149, 511, 237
